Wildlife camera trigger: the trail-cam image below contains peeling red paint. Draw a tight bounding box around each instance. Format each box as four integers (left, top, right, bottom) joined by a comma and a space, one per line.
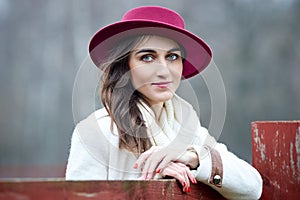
252, 121, 300, 200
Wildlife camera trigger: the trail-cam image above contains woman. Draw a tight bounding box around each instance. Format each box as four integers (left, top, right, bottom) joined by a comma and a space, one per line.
66, 6, 262, 199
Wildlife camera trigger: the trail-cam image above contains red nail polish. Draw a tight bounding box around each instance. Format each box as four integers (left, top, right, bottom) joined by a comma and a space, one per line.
133, 163, 138, 169
187, 187, 191, 193
183, 182, 186, 187
156, 169, 161, 173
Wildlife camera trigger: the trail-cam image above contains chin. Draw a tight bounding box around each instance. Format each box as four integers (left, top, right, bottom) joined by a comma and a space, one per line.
151, 92, 174, 104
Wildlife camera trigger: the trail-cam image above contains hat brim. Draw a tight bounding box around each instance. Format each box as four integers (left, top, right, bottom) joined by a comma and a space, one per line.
89, 20, 212, 79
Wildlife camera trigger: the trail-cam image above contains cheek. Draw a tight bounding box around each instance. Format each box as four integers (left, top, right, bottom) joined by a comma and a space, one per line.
172, 64, 183, 80
129, 58, 153, 88
130, 66, 152, 89
170, 64, 183, 90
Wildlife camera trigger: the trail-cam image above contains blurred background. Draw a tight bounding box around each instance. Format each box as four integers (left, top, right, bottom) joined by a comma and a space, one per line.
0, 0, 299, 178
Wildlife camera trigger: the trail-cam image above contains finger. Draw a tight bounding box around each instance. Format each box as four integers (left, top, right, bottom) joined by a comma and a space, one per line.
209, 174, 222, 187
134, 152, 149, 169
134, 146, 156, 169
155, 154, 174, 173
185, 165, 197, 184
179, 165, 191, 193
182, 170, 190, 193
140, 147, 167, 178
175, 162, 192, 192
161, 162, 191, 193
213, 166, 223, 187
142, 153, 166, 180
209, 163, 218, 184
161, 163, 185, 186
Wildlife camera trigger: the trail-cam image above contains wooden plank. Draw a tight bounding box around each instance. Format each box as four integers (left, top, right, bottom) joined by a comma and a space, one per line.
252, 121, 300, 200
0, 179, 226, 200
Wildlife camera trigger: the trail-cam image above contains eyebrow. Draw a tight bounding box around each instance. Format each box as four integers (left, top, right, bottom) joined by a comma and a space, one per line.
134, 47, 182, 56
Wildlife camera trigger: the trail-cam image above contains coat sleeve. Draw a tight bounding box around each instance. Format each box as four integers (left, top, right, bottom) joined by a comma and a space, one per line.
65, 127, 108, 180
191, 126, 263, 200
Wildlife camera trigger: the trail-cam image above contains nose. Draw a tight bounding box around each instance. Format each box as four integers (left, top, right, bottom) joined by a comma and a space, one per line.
156, 57, 170, 77
157, 56, 168, 67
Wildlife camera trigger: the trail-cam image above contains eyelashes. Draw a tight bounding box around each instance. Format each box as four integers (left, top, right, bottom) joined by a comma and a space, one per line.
139, 53, 180, 63
140, 54, 154, 62
167, 54, 179, 61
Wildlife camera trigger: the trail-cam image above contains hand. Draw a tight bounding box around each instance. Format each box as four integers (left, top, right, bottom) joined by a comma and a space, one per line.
134, 146, 186, 180
176, 148, 199, 169
155, 161, 197, 193
207, 147, 223, 187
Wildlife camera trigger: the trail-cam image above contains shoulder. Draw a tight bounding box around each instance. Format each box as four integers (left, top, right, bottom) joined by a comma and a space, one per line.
76, 108, 109, 129
75, 108, 113, 136
75, 108, 119, 148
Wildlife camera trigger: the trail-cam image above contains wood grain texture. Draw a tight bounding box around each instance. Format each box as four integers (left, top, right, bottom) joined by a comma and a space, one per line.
0, 179, 226, 200
252, 121, 300, 200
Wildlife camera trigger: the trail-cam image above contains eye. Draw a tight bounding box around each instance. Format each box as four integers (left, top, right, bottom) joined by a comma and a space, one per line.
166, 53, 179, 61
141, 54, 154, 62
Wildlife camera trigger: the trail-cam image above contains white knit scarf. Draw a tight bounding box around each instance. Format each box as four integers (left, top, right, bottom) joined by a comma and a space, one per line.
137, 94, 200, 148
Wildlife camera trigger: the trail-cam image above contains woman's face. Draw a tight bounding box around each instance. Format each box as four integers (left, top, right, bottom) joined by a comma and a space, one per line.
129, 36, 183, 105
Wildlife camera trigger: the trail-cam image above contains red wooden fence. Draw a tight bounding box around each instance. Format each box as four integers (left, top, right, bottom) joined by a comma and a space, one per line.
1, 121, 300, 199
0, 179, 226, 200
252, 121, 300, 200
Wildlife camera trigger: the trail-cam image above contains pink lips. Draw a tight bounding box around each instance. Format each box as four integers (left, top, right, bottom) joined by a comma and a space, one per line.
152, 81, 172, 89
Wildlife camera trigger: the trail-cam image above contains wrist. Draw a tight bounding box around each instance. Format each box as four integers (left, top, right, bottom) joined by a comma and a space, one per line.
185, 148, 199, 169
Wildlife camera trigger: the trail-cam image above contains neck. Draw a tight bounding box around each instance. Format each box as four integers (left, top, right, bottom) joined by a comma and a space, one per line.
150, 102, 164, 120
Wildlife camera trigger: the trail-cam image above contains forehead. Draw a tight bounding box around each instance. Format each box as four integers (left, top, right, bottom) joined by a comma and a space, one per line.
133, 35, 180, 51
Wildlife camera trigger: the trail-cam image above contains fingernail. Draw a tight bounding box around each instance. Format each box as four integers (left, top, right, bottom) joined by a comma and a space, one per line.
193, 178, 197, 184
133, 163, 138, 169
183, 182, 186, 187
187, 187, 191, 193
156, 168, 161, 173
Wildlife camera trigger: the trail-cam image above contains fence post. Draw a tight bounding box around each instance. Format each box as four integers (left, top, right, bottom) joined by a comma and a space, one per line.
252, 121, 300, 199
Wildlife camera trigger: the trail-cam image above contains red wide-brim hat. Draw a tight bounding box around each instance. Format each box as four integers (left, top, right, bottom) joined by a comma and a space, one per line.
89, 6, 212, 79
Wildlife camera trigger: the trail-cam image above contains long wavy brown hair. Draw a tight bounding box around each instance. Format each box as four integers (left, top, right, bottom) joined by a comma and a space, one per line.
99, 35, 152, 155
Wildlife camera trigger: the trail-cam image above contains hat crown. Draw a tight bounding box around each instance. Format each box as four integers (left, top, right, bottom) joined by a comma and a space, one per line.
122, 6, 185, 29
